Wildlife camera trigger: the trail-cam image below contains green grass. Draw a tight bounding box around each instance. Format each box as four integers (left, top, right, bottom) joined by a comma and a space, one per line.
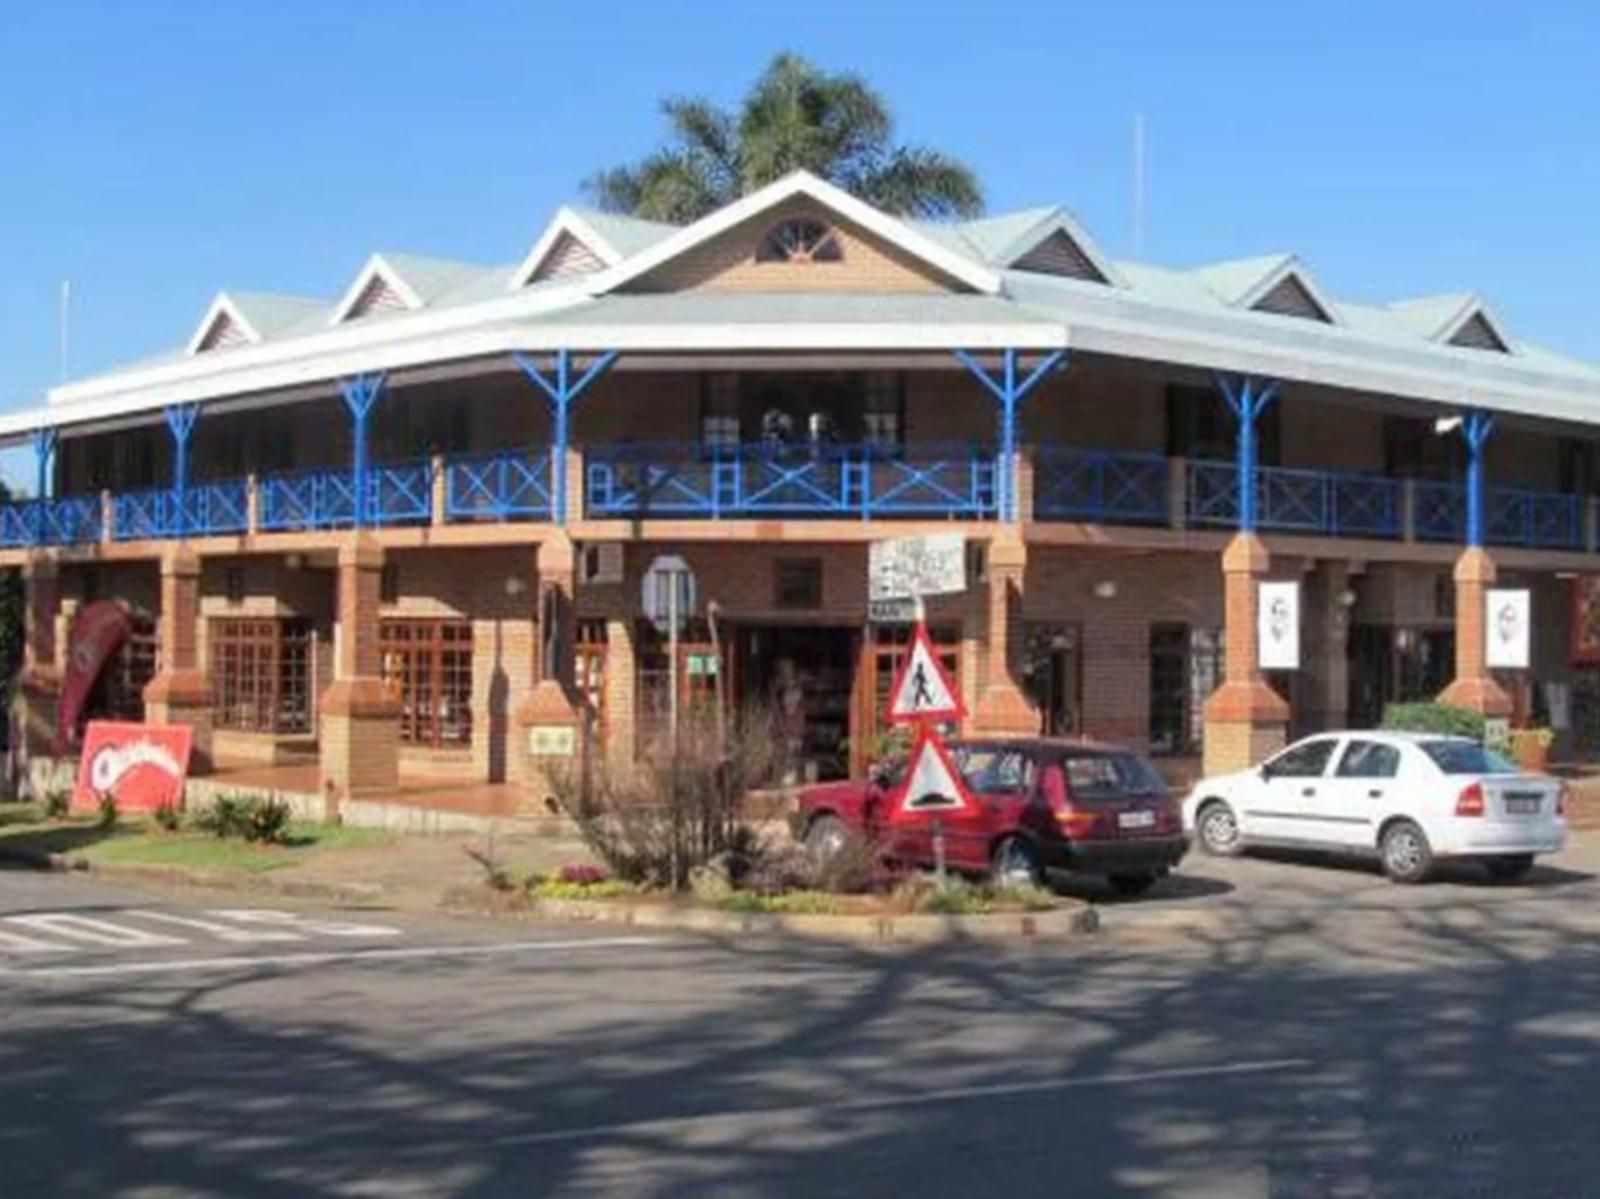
0, 815, 390, 873
0, 802, 46, 828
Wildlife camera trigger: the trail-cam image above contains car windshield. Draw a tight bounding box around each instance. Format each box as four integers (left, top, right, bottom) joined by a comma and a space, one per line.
1062, 752, 1166, 799
1419, 740, 1519, 775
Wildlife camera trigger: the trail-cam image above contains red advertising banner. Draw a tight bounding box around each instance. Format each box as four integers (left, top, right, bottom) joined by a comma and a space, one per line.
74, 722, 193, 814
59, 601, 132, 749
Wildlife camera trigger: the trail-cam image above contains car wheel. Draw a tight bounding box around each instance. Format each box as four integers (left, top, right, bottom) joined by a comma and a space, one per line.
803, 815, 851, 864
1483, 853, 1535, 883
1379, 819, 1434, 884
1197, 800, 1243, 857
1107, 871, 1159, 898
990, 836, 1042, 889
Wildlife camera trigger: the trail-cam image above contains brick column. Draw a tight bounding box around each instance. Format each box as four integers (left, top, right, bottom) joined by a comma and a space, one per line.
602, 615, 637, 768
142, 547, 214, 773
18, 555, 62, 756
318, 535, 399, 813
969, 534, 1038, 735
1437, 546, 1513, 718
1202, 532, 1290, 774
511, 533, 583, 805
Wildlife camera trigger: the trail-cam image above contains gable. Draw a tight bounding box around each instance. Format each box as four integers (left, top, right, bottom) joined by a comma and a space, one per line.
1449, 311, 1510, 352
1252, 274, 1332, 323
620, 198, 968, 296
1011, 229, 1109, 283
531, 231, 608, 282
347, 273, 410, 319
195, 312, 251, 352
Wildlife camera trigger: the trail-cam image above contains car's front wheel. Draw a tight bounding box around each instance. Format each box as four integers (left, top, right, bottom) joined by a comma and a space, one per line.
1379, 819, 1434, 884
1483, 853, 1535, 883
990, 836, 1042, 889
803, 814, 851, 865
1196, 800, 1243, 857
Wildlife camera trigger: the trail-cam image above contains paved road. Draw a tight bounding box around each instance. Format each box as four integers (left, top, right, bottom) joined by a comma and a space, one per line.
3, 841, 1600, 1198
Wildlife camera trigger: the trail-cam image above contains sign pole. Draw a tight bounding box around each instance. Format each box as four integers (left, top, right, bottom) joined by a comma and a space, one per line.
668, 569, 680, 747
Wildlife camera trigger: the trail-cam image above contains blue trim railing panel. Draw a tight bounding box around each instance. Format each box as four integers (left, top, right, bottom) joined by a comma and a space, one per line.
1033, 447, 1168, 524
446, 448, 553, 522
1189, 459, 1401, 539
586, 442, 997, 519
259, 461, 430, 531
116, 481, 248, 540
1488, 486, 1581, 550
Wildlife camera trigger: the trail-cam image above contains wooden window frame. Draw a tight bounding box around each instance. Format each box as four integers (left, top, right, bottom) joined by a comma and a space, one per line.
380, 618, 474, 749
210, 617, 313, 736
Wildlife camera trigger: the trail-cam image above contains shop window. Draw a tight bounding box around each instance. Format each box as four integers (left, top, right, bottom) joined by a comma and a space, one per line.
380, 563, 400, 605
576, 619, 608, 742
1384, 415, 1462, 480
862, 372, 905, 452
700, 374, 741, 450
1148, 623, 1222, 756
79, 613, 158, 737
211, 618, 313, 735
380, 619, 473, 748
1023, 623, 1082, 736
774, 559, 823, 610
635, 618, 727, 752
865, 624, 961, 762
1167, 384, 1280, 465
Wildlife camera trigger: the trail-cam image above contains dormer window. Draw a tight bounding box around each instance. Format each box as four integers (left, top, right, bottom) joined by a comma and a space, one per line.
756, 218, 843, 264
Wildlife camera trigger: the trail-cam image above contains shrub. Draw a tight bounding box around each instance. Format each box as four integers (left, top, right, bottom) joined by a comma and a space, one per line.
152, 801, 182, 832
527, 877, 638, 900
1380, 702, 1484, 741
465, 845, 515, 891
95, 794, 119, 831
43, 789, 70, 820
194, 793, 292, 844
554, 862, 610, 886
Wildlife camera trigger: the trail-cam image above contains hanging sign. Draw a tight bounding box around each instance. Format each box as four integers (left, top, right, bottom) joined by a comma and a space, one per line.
58, 601, 132, 749
886, 624, 965, 724
869, 533, 966, 602
74, 721, 193, 814
1257, 581, 1301, 671
890, 728, 973, 815
1569, 575, 1600, 665
1486, 588, 1531, 670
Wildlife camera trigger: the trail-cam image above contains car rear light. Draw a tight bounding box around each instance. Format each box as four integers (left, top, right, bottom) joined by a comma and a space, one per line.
1054, 805, 1101, 837
1456, 782, 1485, 818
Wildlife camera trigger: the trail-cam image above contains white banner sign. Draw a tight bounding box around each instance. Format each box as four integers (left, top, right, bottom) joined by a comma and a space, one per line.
1486, 588, 1531, 669
1258, 581, 1301, 671
869, 533, 966, 602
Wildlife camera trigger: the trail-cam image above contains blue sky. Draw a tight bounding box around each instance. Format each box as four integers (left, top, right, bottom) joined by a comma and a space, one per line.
2, 0, 1597, 450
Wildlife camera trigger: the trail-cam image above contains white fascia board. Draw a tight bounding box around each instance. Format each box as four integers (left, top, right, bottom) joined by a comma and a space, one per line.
508, 208, 623, 290
1238, 257, 1345, 326
995, 210, 1126, 289
587, 170, 1002, 296
184, 292, 263, 356
327, 253, 426, 325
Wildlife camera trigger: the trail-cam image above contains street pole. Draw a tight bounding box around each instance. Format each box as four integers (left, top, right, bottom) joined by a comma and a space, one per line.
668, 568, 680, 748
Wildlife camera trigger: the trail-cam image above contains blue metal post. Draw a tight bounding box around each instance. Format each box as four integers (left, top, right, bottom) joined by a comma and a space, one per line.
30, 427, 57, 546
1214, 374, 1281, 534
339, 374, 387, 528
162, 405, 199, 537
514, 349, 619, 525
1461, 410, 1494, 548
954, 348, 1066, 521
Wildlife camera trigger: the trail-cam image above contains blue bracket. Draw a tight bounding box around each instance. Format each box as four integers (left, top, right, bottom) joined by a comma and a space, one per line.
1213, 374, 1281, 533
162, 404, 201, 537
514, 349, 619, 525
1459, 409, 1494, 548
954, 347, 1067, 521
30, 428, 57, 546
339, 374, 387, 528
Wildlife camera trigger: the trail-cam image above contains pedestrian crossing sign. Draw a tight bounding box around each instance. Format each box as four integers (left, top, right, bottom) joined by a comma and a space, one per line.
891, 727, 973, 814
886, 623, 965, 724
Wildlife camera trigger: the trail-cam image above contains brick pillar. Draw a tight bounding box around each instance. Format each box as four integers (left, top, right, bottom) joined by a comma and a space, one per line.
511, 533, 582, 807
1202, 532, 1290, 775
318, 535, 399, 814
1437, 546, 1513, 718
602, 615, 637, 768
142, 547, 214, 774
18, 556, 62, 756
969, 534, 1038, 735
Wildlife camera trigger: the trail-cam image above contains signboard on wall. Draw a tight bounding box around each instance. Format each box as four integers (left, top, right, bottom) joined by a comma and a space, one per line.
1257, 581, 1301, 671
1486, 588, 1531, 670
1570, 575, 1600, 664
74, 722, 193, 814
869, 533, 966, 602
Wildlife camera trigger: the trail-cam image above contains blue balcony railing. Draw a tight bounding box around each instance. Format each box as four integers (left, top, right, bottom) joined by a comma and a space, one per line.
258, 461, 431, 532
1188, 460, 1401, 538
1416, 480, 1581, 549
586, 441, 997, 519
0, 497, 103, 547
446, 448, 553, 522
1033, 448, 1168, 524
115, 482, 248, 541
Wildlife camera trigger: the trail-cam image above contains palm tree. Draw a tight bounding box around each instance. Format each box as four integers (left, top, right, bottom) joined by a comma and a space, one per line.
586, 53, 983, 222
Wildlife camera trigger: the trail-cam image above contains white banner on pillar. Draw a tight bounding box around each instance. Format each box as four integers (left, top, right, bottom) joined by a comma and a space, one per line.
1257, 581, 1301, 671
1485, 588, 1531, 670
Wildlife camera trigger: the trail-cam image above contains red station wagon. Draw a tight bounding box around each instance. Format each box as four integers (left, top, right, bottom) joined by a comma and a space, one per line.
795, 738, 1189, 896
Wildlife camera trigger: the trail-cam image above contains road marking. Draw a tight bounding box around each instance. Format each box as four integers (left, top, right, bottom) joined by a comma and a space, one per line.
127, 910, 308, 944
4, 913, 186, 948
207, 909, 403, 938
0, 936, 672, 980
0, 927, 74, 955
493, 1057, 1316, 1148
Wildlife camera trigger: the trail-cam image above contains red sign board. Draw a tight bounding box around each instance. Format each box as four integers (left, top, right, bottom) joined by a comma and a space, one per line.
59, 601, 132, 750
885, 623, 966, 725
74, 722, 193, 814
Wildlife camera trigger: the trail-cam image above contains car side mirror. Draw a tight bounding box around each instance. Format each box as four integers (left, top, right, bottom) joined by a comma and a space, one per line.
1258, 763, 1274, 781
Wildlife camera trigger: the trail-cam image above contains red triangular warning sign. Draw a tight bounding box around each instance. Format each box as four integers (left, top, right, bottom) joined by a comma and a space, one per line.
886, 623, 965, 724
890, 728, 973, 815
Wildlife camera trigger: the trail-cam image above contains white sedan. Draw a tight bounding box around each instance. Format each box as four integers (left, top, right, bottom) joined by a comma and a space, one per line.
1183, 730, 1567, 883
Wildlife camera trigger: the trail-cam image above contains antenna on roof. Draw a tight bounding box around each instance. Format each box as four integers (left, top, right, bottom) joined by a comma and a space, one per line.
1131, 113, 1145, 258
58, 279, 71, 383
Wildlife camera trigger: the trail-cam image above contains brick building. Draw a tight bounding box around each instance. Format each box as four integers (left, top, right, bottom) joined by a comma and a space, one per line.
5, 171, 1599, 817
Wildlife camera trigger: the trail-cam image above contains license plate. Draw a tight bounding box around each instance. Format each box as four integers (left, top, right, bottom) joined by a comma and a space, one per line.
1118, 810, 1156, 830
1506, 797, 1541, 816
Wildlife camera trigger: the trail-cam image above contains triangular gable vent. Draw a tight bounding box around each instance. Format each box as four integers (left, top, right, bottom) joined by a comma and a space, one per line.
196, 312, 250, 352
1252, 274, 1332, 323
347, 274, 409, 319
531, 231, 607, 282
1012, 229, 1108, 283
1449, 312, 1510, 353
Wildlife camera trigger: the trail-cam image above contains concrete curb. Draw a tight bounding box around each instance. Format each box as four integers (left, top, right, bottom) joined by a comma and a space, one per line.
58, 859, 390, 905
447, 893, 1101, 944
0, 847, 77, 872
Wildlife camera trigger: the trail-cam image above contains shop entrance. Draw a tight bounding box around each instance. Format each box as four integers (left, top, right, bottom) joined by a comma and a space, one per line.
736, 625, 858, 782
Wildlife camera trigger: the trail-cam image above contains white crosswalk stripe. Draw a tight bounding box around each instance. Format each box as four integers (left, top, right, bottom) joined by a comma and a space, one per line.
6, 913, 186, 948
0, 926, 75, 955
126, 910, 307, 944
0, 908, 401, 958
